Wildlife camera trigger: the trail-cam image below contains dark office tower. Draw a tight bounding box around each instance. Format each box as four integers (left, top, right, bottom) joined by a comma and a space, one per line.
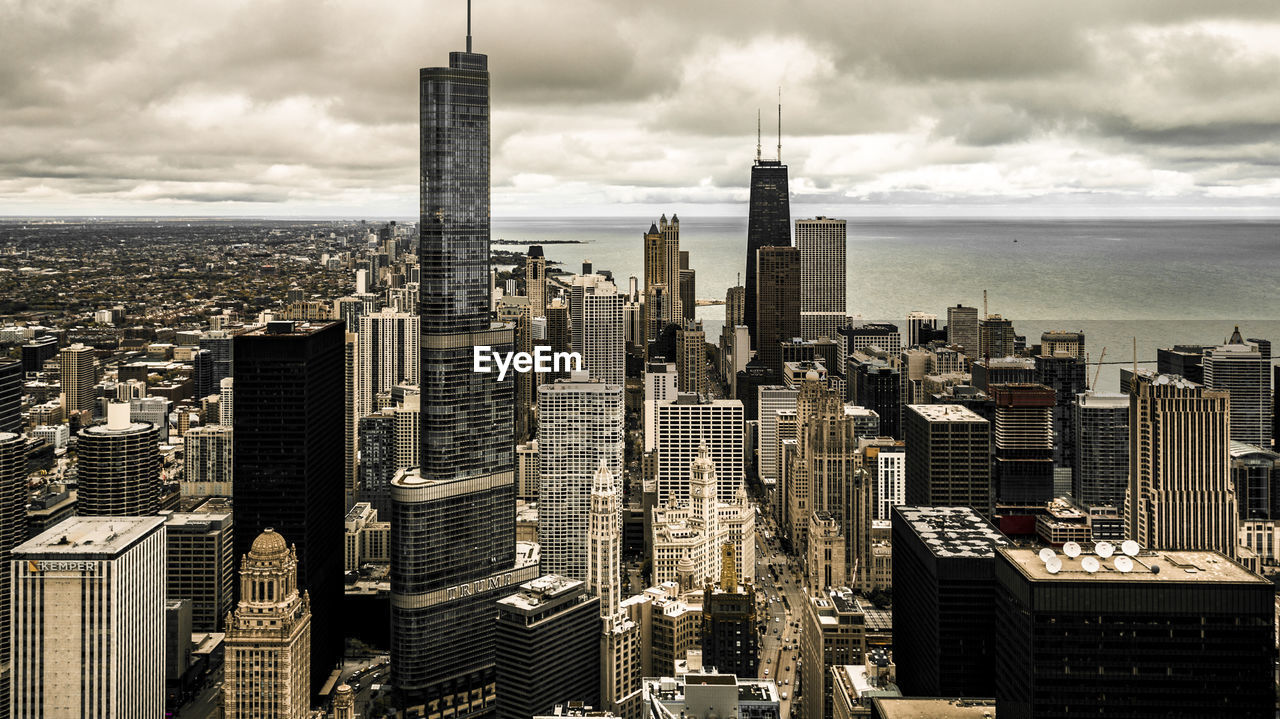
494, 576, 601, 719
191, 348, 214, 400
989, 384, 1056, 508
1275, 365, 1279, 449
756, 245, 800, 375
841, 322, 902, 357
970, 356, 1035, 392
744, 152, 791, 349
20, 337, 57, 375
77, 402, 161, 516
0, 432, 25, 718
946, 305, 979, 356
977, 315, 1015, 358
1072, 391, 1129, 510
233, 319, 344, 693
1156, 344, 1208, 384
680, 268, 696, 323
199, 331, 234, 388
358, 411, 396, 518
904, 404, 992, 514
0, 359, 19, 434
847, 352, 901, 437
1231, 443, 1279, 520
526, 245, 546, 318
892, 506, 1007, 699
1034, 351, 1086, 469
993, 546, 1273, 719
393, 29, 522, 714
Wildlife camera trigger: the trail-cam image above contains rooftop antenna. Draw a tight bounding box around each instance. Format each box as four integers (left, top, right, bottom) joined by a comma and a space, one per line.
983, 289, 988, 319
466, 0, 472, 53
756, 109, 762, 164
776, 87, 782, 162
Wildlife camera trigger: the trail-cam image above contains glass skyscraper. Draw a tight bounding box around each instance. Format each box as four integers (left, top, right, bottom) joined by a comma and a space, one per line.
391, 30, 525, 713
743, 157, 790, 349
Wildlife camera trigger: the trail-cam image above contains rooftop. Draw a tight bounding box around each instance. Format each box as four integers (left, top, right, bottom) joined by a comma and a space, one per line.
895, 506, 1008, 558
15, 516, 165, 558
907, 404, 987, 423
497, 574, 583, 611
872, 697, 996, 719
1001, 547, 1267, 584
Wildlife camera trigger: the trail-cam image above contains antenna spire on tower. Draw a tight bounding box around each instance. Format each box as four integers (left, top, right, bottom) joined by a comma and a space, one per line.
756, 109, 762, 164
466, 0, 473, 52
777, 86, 782, 162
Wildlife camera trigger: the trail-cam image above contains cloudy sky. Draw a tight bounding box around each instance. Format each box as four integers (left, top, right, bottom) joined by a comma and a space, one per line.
3, 0, 1280, 217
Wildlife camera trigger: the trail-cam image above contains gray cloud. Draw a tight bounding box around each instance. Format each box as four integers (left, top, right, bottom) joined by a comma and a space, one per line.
1, 0, 1280, 214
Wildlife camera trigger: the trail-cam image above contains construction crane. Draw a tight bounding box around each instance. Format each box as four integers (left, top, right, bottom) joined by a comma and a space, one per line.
1092, 347, 1107, 390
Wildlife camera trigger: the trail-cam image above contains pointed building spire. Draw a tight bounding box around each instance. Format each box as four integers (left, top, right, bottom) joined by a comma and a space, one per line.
466, 0, 472, 52
777, 86, 782, 162
756, 109, 762, 164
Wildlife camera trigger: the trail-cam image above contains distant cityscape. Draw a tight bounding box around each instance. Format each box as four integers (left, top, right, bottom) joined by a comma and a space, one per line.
1, 11, 1279, 719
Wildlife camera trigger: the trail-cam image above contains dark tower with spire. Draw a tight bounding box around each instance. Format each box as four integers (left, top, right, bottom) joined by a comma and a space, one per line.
392, 1, 523, 711
744, 95, 791, 349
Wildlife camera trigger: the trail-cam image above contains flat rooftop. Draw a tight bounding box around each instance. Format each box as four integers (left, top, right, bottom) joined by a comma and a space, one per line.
873, 697, 997, 719
1001, 547, 1267, 584
907, 404, 987, 423
15, 515, 165, 559
497, 574, 583, 611
896, 506, 1008, 558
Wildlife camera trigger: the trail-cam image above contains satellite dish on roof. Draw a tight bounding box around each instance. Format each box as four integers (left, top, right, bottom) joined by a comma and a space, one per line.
1045, 556, 1062, 574
1082, 556, 1100, 573
1121, 540, 1140, 557
1114, 556, 1133, 573
1038, 548, 1055, 563
1063, 541, 1082, 558
1095, 541, 1114, 558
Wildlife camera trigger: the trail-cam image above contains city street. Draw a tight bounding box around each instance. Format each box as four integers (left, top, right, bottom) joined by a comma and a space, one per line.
754, 519, 806, 719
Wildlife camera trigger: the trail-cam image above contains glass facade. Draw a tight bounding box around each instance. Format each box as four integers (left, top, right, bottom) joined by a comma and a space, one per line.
744, 161, 790, 349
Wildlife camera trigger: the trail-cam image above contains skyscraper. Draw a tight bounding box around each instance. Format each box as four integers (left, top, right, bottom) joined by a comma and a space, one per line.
1125, 371, 1237, 557
796, 217, 847, 341
756, 245, 801, 375
945, 305, 979, 356
393, 27, 524, 710
675, 321, 707, 396
989, 383, 1056, 508
1203, 327, 1272, 448
1073, 391, 1129, 509
744, 127, 791, 349
58, 343, 96, 416
526, 245, 547, 318
356, 307, 419, 419
905, 312, 938, 349
570, 275, 624, 385
903, 404, 992, 514
537, 374, 624, 580
223, 530, 312, 719
10, 516, 167, 718
654, 395, 745, 504
233, 320, 344, 692
164, 510, 234, 632
77, 402, 160, 517
0, 360, 20, 435
0, 432, 24, 719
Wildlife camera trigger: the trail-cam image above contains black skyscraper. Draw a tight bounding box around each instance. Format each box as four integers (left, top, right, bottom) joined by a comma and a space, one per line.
744, 130, 790, 350
233, 319, 345, 693
0, 359, 20, 435
391, 19, 524, 713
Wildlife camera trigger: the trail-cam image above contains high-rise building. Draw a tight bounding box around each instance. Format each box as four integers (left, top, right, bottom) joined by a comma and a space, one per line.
841, 323, 902, 359
199, 331, 234, 389
700, 546, 758, 678
654, 395, 745, 504
744, 143, 791, 349
58, 343, 96, 416
537, 374, 625, 580
218, 377, 234, 426
571, 274, 625, 385
676, 321, 707, 396
679, 268, 696, 324
588, 464, 644, 718
865, 441, 906, 521
725, 285, 745, 328
358, 410, 397, 518
527, 245, 547, 318
641, 674, 780, 718
1203, 327, 1272, 447
77, 402, 160, 516
10, 516, 167, 718
1125, 371, 1237, 557
801, 587, 868, 719
977, 315, 1015, 359
755, 245, 801, 375
1034, 350, 1087, 472
905, 312, 938, 349
945, 305, 979, 357
495, 576, 602, 719
223, 530, 312, 719
993, 546, 1273, 718
182, 424, 233, 497
1156, 344, 1208, 384
892, 506, 1007, 699
164, 509, 234, 632
233, 320, 344, 690
0, 360, 20, 435
903, 405, 992, 514
356, 308, 419, 420
0, 432, 24, 717
1072, 391, 1129, 509
796, 217, 846, 341
757, 385, 799, 485
847, 350, 901, 438
643, 361, 678, 453
989, 384, 1056, 508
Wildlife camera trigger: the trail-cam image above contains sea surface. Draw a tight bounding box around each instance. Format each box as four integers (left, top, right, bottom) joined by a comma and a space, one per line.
492, 216, 1280, 390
